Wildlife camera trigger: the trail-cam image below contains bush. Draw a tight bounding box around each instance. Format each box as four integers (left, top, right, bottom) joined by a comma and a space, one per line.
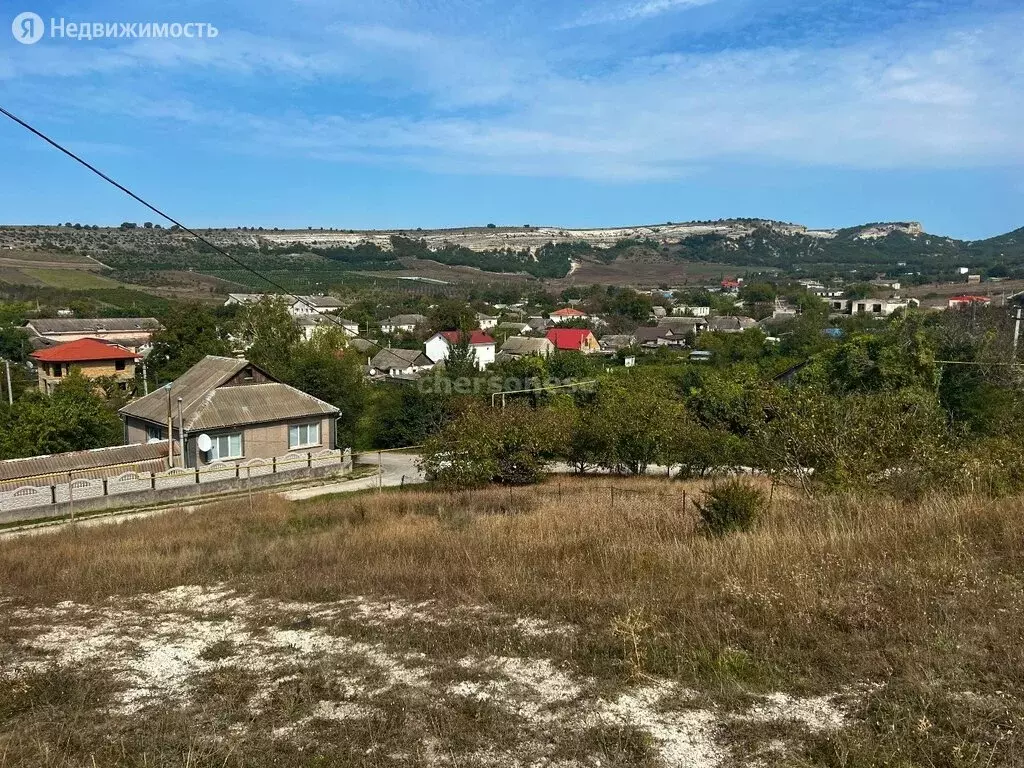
695, 479, 765, 536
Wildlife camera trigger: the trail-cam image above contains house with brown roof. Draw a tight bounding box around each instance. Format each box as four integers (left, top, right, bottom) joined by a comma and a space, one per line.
119, 356, 339, 468
30, 338, 140, 395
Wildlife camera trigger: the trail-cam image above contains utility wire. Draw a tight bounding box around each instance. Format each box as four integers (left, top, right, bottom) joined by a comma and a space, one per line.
0, 104, 375, 342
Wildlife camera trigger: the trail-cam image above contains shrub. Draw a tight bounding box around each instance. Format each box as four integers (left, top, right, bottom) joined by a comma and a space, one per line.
695, 479, 765, 536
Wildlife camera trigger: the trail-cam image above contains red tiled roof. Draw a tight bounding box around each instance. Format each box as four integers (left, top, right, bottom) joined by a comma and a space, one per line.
546, 328, 594, 350
550, 307, 586, 317
30, 338, 140, 363
438, 331, 496, 346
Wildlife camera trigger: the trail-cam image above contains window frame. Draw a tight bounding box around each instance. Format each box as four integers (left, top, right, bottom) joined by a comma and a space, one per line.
210, 432, 244, 461
288, 421, 322, 450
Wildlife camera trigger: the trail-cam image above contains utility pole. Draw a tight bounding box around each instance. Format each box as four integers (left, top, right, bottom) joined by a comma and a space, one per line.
177, 397, 186, 469
3, 359, 12, 405
165, 383, 173, 468
1011, 307, 1019, 360
141, 359, 149, 396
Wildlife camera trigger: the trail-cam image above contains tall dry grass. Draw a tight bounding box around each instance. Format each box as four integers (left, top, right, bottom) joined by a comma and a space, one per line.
2, 477, 1023, 700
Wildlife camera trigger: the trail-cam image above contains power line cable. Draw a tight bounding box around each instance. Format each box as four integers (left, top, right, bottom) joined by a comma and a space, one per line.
0, 104, 377, 343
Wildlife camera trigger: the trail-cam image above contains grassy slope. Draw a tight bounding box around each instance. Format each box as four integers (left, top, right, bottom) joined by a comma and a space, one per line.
1, 478, 1022, 766
20, 268, 122, 290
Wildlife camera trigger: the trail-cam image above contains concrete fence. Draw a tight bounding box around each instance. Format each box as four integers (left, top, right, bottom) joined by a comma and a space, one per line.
0, 448, 351, 524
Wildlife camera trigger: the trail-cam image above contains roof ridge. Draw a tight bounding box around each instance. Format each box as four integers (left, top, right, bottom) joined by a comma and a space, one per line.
184, 389, 218, 432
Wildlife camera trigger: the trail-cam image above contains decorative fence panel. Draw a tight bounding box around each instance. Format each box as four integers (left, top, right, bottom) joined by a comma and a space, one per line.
0, 486, 51, 513
158, 467, 196, 490
108, 472, 153, 497
70, 478, 105, 502
313, 450, 339, 469
241, 458, 274, 478
199, 462, 237, 484
0, 448, 344, 517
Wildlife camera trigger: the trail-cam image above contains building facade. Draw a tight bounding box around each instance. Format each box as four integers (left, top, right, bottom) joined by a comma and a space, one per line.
30, 338, 140, 394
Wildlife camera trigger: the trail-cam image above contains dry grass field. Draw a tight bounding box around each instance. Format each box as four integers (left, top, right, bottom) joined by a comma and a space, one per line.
1, 478, 1022, 766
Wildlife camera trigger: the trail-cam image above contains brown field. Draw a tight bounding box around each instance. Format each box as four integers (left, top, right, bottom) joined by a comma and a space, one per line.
0, 268, 42, 286
364, 258, 537, 287
1, 478, 1022, 766
368, 257, 763, 290
905, 278, 1024, 301
558, 260, 769, 288
0, 250, 103, 269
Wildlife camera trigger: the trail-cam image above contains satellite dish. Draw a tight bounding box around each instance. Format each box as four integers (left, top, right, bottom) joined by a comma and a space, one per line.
197, 434, 213, 452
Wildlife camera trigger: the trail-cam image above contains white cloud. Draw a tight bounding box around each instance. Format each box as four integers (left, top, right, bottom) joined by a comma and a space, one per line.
569, 0, 721, 26
5, 8, 1023, 181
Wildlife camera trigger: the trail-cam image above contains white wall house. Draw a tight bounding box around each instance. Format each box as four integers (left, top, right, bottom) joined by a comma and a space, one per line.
476, 313, 499, 330
549, 308, 588, 324
380, 314, 427, 334
835, 299, 913, 316
295, 315, 360, 340
671, 305, 711, 317
224, 293, 345, 317
425, 331, 496, 370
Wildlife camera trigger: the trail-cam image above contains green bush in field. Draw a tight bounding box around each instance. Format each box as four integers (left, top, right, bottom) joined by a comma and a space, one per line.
695, 479, 765, 536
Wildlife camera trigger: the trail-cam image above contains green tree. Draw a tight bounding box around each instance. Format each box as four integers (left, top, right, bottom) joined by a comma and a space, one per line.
0, 372, 123, 460
369, 377, 453, 448
756, 385, 950, 495
239, 297, 300, 379
287, 329, 366, 448
420, 401, 561, 487
0, 327, 32, 363
428, 300, 477, 334
584, 374, 683, 474
739, 282, 777, 304
148, 303, 232, 381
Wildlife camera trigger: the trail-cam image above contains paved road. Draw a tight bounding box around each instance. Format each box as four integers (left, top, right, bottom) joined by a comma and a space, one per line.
280, 451, 424, 501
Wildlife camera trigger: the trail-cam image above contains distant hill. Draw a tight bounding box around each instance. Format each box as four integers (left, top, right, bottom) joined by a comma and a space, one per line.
0, 219, 1021, 287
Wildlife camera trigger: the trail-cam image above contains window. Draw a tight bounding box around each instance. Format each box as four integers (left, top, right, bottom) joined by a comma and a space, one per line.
289, 422, 321, 449
53, 364, 63, 378
210, 432, 243, 460
146, 424, 165, 441
115, 359, 127, 371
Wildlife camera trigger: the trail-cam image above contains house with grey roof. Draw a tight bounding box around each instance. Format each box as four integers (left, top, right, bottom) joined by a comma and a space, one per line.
119, 356, 339, 468
24, 317, 162, 354
634, 326, 678, 347
496, 336, 554, 362
379, 314, 428, 334
224, 294, 346, 318
496, 322, 531, 336
294, 315, 359, 340
598, 334, 637, 352
706, 315, 758, 333
368, 348, 435, 378
657, 316, 708, 336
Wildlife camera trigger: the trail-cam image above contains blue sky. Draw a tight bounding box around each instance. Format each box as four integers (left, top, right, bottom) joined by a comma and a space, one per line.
0, 0, 1022, 239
